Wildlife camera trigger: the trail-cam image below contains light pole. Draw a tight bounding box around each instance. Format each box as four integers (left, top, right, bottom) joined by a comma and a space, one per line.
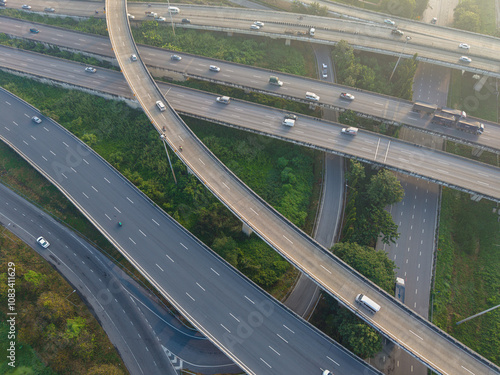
389, 36, 411, 82
65, 289, 77, 307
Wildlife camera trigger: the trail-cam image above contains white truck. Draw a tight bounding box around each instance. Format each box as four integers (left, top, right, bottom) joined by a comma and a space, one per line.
145, 11, 157, 17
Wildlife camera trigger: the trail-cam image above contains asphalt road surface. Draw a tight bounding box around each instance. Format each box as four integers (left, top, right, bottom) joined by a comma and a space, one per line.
0, 183, 178, 375
0, 87, 381, 375
1, 16, 499, 152
0, 45, 498, 203
105, 0, 500, 372
5, 0, 500, 75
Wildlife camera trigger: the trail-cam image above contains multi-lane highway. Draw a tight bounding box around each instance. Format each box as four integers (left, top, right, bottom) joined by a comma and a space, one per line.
2, 15, 499, 152
0, 181, 246, 374
104, 0, 500, 373
5, 0, 500, 75
0, 182, 188, 375
0, 85, 380, 375
1, 3, 498, 375
1, 45, 499, 203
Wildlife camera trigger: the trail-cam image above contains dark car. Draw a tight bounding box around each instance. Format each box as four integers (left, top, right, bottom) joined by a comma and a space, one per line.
29, 28, 39, 33
181, 18, 191, 23
285, 114, 297, 120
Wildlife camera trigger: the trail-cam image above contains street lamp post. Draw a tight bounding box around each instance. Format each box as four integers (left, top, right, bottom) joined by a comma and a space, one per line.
389, 36, 411, 82
65, 289, 78, 307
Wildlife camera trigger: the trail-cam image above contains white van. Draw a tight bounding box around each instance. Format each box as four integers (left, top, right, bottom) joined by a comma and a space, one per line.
156, 100, 166, 112
282, 118, 295, 127
305, 92, 320, 101
356, 294, 381, 314
168, 6, 180, 14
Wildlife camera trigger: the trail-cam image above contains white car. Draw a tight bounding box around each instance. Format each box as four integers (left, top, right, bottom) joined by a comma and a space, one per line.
85, 67, 97, 73
209, 65, 220, 72
384, 19, 395, 25
254, 21, 264, 27
459, 56, 472, 63
32, 116, 42, 124
37, 236, 50, 248
22, 4, 31, 9
250, 24, 260, 30
322, 370, 333, 375
127, 13, 135, 19
131, 54, 137, 61
340, 92, 355, 100
322, 63, 328, 69
459, 43, 470, 50
341, 126, 358, 135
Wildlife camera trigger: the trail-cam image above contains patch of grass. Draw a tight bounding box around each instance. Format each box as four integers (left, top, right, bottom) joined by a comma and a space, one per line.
0, 233, 127, 374
448, 70, 499, 123
132, 21, 314, 77
433, 188, 500, 365
0, 9, 108, 36
476, 0, 498, 36
445, 141, 499, 167
0, 34, 117, 70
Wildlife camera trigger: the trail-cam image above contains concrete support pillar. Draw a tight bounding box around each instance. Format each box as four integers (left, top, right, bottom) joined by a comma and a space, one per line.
242, 222, 253, 236
470, 194, 482, 202
471, 147, 484, 157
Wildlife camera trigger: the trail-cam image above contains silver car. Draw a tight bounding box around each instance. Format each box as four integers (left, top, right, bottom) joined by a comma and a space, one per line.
37, 236, 50, 248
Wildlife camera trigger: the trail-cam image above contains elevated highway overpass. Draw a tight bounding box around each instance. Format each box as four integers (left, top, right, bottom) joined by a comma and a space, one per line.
3, 0, 500, 74
0, 86, 381, 375
102, 1, 500, 373
1, 15, 499, 153
1, 44, 499, 202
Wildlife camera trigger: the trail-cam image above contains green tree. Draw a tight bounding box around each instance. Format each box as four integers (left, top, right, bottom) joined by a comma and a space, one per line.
332, 242, 397, 293
372, 207, 400, 244
453, 0, 481, 32
338, 321, 382, 358
81, 133, 98, 147
454, 10, 481, 32
346, 159, 365, 187
366, 169, 404, 208
384, 0, 416, 18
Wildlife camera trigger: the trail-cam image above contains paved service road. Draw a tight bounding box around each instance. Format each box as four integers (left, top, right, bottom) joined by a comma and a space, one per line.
1, 16, 498, 152
105, 0, 500, 372
0, 182, 242, 374
0, 86, 380, 374
0, 183, 178, 375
